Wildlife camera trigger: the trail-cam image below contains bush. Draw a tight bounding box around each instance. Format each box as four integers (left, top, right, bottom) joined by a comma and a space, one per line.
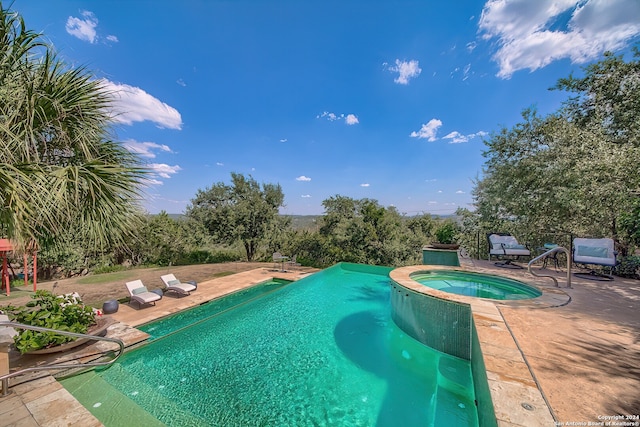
3, 290, 96, 354
435, 221, 459, 244
175, 249, 242, 265
615, 256, 640, 279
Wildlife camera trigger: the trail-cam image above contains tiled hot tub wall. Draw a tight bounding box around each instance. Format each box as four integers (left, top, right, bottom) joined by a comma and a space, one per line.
390, 281, 472, 360
389, 281, 498, 427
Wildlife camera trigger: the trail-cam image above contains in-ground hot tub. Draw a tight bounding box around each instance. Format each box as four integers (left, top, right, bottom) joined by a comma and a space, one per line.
410, 270, 542, 300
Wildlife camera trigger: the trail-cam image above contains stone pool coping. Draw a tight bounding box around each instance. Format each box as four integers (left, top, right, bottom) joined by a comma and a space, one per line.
390, 263, 561, 426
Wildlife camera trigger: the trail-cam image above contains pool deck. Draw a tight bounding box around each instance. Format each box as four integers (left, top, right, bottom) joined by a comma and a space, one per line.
1, 262, 639, 426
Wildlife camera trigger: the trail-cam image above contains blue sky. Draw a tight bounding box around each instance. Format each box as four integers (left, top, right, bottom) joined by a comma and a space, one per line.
16, 0, 640, 216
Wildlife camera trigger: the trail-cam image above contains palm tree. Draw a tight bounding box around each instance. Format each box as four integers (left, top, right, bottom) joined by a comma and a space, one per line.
0, 4, 146, 251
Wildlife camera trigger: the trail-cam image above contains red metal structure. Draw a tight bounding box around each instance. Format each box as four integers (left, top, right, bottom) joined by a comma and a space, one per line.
0, 239, 37, 296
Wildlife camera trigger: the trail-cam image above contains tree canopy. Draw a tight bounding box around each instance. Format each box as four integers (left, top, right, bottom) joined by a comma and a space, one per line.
186, 173, 285, 261
0, 4, 146, 250
468, 48, 640, 254
317, 195, 424, 266
554, 49, 640, 147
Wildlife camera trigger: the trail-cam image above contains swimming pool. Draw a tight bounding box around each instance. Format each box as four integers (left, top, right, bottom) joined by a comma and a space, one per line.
140, 278, 292, 340
410, 270, 541, 300
62, 264, 480, 426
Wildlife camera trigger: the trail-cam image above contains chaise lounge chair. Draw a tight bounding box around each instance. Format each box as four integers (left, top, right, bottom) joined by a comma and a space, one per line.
160, 274, 197, 297
487, 232, 531, 269
573, 238, 618, 281
126, 279, 162, 308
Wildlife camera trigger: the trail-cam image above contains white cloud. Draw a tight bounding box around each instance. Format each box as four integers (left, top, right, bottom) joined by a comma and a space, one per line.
442, 129, 488, 144
301, 194, 312, 198
360, 183, 370, 187
479, 0, 640, 78
216, 162, 224, 166
443, 131, 468, 143
101, 79, 183, 130
280, 138, 288, 143
176, 79, 186, 87
462, 64, 472, 81
106, 35, 118, 43
122, 140, 173, 158
345, 114, 359, 125
147, 163, 182, 185
317, 111, 360, 125
386, 59, 422, 84
143, 177, 164, 186
410, 119, 443, 141
66, 11, 98, 43
317, 111, 339, 121
456, 190, 466, 194
296, 176, 311, 181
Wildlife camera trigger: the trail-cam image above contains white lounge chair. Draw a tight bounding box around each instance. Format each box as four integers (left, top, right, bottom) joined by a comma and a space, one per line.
125, 280, 162, 308
487, 233, 531, 269
160, 274, 197, 297
573, 238, 618, 281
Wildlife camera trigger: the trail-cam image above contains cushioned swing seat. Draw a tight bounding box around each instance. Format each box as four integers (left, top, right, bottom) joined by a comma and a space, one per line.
573, 238, 618, 281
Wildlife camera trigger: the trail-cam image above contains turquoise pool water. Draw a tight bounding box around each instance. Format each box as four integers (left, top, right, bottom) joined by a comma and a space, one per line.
410, 270, 541, 300
62, 264, 479, 426
140, 278, 292, 340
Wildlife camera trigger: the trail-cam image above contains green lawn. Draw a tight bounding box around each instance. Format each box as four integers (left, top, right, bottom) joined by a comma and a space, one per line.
76, 270, 139, 285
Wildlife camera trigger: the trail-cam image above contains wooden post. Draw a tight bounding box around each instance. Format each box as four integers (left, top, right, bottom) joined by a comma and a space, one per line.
23, 252, 28, 287
2, 254, 8, 297
32, 251, 37, 291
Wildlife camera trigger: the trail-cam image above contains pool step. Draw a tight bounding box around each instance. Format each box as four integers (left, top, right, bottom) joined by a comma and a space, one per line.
437, 355, 473, 395
432, 355, 478, 426
61, 366, 207, 426
61, 370, 165, 426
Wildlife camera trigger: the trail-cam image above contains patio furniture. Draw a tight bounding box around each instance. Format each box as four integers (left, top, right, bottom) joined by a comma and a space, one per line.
573, 238, 618, 281
126, 280, 162, 308
286, 255, 301, 269
487, 233, 531, 269
160, 274, 197, 297
102, 300, 119, 314
272, 252, 288, 271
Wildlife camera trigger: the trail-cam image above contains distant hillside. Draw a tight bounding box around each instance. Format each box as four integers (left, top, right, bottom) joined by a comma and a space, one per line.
167, 213, 186, 221
283, 215, 322, 231
154, 213, 457, 228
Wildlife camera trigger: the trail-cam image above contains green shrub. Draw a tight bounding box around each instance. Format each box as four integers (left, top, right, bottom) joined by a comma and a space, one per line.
615, 256, 640, 279
176, 249, 242, 265
435, 221, 459, 244
3, 290, 96, 354
9, 277, 31, 288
